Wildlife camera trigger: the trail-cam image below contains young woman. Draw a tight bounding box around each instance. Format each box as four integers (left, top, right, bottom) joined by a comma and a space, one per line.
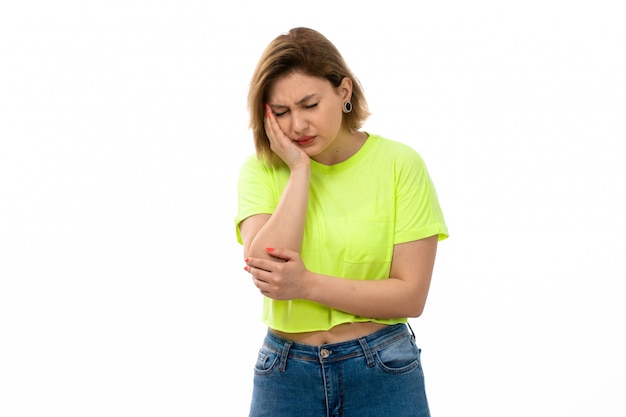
235, 27, 448, 417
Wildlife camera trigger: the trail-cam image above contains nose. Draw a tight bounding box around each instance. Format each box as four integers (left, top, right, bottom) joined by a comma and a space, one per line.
291, 110, 308, 136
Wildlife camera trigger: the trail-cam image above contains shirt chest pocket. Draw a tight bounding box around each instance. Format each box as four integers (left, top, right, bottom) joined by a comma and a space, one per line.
344, 216, 394, 264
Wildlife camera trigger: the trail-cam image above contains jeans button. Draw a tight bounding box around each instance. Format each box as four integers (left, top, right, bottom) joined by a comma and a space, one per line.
320, 348, 331, 359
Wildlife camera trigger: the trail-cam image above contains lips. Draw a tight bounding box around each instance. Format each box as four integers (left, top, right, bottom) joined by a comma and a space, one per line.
294, 136, 316, 146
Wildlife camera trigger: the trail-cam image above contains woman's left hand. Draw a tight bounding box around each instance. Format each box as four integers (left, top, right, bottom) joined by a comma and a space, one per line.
244, 247, 310, 300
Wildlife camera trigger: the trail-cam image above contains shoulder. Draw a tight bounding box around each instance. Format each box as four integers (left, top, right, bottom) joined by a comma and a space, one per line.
367, 134, 426, 166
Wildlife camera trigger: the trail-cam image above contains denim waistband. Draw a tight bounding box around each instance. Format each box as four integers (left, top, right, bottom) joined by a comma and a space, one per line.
263, 323, 413, 365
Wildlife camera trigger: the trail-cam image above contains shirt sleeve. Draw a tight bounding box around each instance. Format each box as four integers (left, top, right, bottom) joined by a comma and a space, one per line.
234, 155, 284, 244
393, 148, 448, 244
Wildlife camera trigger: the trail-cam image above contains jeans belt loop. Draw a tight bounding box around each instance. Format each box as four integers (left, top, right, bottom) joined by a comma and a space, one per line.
358, 337, 375, 368
278, 341, 293, 372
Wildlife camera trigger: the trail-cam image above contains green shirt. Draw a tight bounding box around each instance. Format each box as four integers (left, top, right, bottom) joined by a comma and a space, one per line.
235, 134, 448, 332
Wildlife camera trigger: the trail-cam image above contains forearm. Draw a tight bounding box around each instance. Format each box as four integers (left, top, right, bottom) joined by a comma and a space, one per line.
246, 166, 310, 258
304, 272, 430, 319
244, 229, 437, 319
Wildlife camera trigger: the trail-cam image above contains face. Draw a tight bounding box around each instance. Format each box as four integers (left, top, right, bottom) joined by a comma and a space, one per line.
267, 71, 353, 165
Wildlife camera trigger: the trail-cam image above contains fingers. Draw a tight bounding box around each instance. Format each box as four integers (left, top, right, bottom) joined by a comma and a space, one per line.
264, 104, 296, 154
246, 266, 268, 295
264, 104, 282, 144
244, 264, 266, 284
265, 247, 295, 262
264, 104, 312, 170
244, 257, 273, 273
244, 251, 294, 274
245, 263, 276, 298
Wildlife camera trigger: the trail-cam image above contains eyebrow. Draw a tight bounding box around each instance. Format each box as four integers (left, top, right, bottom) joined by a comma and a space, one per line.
270, 94, 318, 109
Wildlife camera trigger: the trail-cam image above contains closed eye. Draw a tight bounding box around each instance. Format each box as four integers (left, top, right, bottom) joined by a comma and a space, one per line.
272, 102, 317, 117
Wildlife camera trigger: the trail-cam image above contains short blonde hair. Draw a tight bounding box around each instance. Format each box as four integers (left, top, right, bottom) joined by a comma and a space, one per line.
247, 27, 370, 166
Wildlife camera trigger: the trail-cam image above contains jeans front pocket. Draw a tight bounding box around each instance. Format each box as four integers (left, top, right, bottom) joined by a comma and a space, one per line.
253, 345, 280, 376
374, 334, 421, 375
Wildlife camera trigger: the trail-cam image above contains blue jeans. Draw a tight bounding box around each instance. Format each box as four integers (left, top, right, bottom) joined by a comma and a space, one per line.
249, 323, 430, 417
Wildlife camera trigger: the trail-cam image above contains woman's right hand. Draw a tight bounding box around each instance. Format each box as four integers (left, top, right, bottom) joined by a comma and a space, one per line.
265, 104, 310, 170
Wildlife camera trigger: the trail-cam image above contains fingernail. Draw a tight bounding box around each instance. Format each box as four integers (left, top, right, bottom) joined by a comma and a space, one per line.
244, 257, 248, 263
243, 265, 249, 271
266, 247, 274, 253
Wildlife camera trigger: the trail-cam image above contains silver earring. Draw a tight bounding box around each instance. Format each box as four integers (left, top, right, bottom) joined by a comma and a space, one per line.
342, 101, 352, 113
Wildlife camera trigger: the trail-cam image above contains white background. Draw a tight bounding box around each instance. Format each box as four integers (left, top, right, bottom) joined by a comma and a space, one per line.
1, 1, 624, 416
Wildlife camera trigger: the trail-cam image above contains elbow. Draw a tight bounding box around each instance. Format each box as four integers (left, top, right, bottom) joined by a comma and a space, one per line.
406, 304, 426, 318
242, 238, 269, 259
400, 282, 431, 318
244, 241, 279, 260
403, 296, 428, 318
242, 244, 260, 259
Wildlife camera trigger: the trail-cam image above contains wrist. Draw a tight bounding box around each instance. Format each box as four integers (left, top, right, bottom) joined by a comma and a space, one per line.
289, 162, 311, 176
302, 270, 319, 302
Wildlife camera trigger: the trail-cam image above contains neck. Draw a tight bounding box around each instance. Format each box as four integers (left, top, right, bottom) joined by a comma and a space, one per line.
313, 130, 366, 166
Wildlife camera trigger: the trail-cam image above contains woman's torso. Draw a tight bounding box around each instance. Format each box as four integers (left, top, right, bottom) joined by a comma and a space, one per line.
270, 322, 390, 345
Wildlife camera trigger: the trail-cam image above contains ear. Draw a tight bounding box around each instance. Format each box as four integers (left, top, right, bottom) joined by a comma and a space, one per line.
338, 77, 353, 101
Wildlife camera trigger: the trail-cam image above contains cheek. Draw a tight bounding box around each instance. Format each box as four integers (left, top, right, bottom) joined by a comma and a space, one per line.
326, 108, 344, 132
